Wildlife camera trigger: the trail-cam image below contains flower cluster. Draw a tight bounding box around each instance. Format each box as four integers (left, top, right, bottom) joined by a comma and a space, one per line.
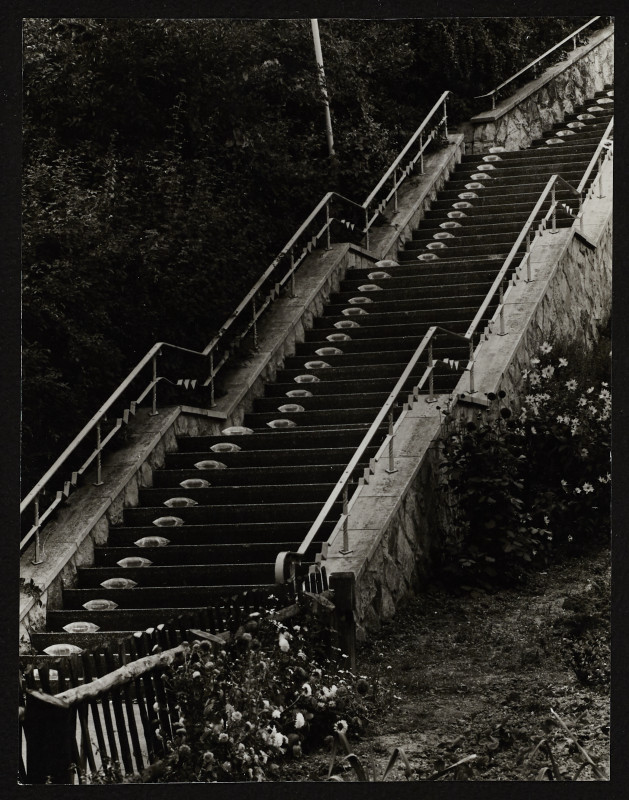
518, 342, 611, 547
439, 335, 610, 584
150, 604, 373, 782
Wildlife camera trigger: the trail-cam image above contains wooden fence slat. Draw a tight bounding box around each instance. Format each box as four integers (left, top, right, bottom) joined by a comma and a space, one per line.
119, 641, 145, 773
38, 665, 52, 695
103, 645, 134, 774
128, 636, 159, 763
81, 651, 110, 769
67, 655, 97, 776
93, 650, 120, 766
56, 658, 67, 694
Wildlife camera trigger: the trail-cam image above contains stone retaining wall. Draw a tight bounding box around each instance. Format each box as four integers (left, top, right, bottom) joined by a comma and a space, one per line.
326, 161, 612, 636
469, 26, 614, 153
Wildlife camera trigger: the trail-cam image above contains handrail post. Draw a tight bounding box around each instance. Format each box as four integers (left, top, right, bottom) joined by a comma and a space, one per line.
339, 482, 352, 555
443, 98, 448, 138
252, 296, 259, 350
498, 285, 506, 336
426, 341, 437, 403
419, 133, 424, 174
492, 93, 496, 110
150, 353, 159, 416
526, 230, 532, 282
31, 494, 43, 565
94, 419, 104, 486
468, 338, 476, 394
325, 200, 332, 250
209, 351, 216, 407
290, 248, 296, 298
364, 207, 370, 251
597, 155, 604, 198
393, 168, 398, 213
551, 181, 557, 233
385, 410, 397, 474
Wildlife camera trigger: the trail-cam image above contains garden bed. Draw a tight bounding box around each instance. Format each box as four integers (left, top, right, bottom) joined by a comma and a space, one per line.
280, 543, 610, 781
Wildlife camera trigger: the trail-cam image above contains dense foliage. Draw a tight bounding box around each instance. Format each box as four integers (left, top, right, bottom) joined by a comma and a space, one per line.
22, 16, 592, 487
88, 603, 381, 783
438, 329, 611, 587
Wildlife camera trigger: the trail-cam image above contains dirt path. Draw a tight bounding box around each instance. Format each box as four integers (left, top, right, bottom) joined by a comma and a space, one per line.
282, 545, 610, 781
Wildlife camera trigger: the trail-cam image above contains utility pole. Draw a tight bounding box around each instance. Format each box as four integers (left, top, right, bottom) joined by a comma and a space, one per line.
310, 19, 335, 157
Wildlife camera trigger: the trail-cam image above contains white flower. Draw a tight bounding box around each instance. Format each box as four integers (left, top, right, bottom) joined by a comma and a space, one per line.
565, 379, 578, 391
540, 342, 552, 354
295, 712, 305, 729
302, 683, 312, 696
231, 710, 242, 723
278, 634, 290, 652
582, 483, 594, 494
581, 448, 589, 458
574, 487, 581, 494
529, 373, 541, 387
542, 365, 554, 379
272, 709, 281, 719
334, 720, 349, 735
531, 357, 541, 365
558, 358, 568, 367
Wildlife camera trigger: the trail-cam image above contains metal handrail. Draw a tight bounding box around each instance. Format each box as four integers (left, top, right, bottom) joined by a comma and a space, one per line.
274, 323, 476, 582
576, 116, 614, 195
363, 91, 450, 210
475, 17, 602, 109
21, 95, 455, 558
464, 174, 574, 341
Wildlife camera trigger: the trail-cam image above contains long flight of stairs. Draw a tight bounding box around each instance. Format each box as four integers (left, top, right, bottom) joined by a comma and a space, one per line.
29, 86, 613, 655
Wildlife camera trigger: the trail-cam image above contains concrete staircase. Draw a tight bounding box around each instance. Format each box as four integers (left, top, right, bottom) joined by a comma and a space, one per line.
30, 87, 613, 655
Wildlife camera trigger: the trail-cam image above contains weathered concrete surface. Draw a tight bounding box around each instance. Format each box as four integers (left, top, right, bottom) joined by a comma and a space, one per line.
20, 137, 464, 649
19, 407, 223, 646
325, 157, 612, 636
469, 25, 613, 153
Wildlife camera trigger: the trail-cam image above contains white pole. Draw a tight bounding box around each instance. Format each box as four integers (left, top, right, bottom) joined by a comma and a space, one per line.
311, 19, 335, 157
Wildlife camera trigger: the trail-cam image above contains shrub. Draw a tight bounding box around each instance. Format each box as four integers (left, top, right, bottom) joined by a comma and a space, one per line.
146, 605, 375, 782
438, 338, 610, 586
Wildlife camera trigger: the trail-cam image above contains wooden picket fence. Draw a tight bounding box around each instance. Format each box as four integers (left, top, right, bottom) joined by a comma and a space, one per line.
19, 568, 355, 784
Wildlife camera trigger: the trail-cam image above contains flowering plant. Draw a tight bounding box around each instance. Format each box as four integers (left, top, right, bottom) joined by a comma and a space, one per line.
438, 334, 610, 585
149, 602, 374, 782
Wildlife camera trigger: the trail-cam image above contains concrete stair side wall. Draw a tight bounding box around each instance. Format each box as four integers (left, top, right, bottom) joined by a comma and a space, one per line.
469, 25, 614, 153
325, 157, 612, 637
19, 137, 465, 648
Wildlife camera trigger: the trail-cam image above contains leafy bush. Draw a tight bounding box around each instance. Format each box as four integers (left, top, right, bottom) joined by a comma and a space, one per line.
141, 605, 378, 782
22, 16, 595, 489
438, 336, 611, 586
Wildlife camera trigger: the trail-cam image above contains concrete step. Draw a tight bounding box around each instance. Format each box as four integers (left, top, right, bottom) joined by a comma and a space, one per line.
123, 498, 343, 526
436, 180, 587, 202
138, 482, 337, 507
447, 161, 592, 183
267, 371, 461, 398
47, 600, 276, 629
322, 293, 491, 316
177, 425, 382, 452
165, 444, 381, 469
76, 562, 286, 588
316, 304, 494, 326
107, 519, 338, 546
94, 540, 318, 567
331, 280, 494, 304
307, 315, 491, 341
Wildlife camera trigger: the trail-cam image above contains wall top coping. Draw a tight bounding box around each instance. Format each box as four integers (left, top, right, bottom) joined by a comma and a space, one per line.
470, 25, 614, 125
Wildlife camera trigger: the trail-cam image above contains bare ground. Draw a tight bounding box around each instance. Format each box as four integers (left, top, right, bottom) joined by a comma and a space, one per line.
281, 544, 611, 782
